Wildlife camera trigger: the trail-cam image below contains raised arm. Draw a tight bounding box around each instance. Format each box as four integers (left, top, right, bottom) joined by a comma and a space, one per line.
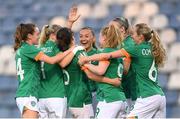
67, 5, 80, 29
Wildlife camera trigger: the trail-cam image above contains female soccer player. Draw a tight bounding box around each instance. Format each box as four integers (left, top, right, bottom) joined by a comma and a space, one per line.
81, 25, 127, 118
14, 23, 74, 118
79, 26, 98, 115
109, 17, 137, 113
79, 23, 166, 118
37, 5, 81, 118
38, 25, 67, 118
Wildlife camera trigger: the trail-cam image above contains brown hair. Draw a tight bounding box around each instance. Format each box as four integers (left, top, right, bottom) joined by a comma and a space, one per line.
135, 23, 166, 67
39, 24, 61, 45
80, 26, 97, 49
56, 27, 74, 51
101, 25, 122, 48
14, 23, 35, 51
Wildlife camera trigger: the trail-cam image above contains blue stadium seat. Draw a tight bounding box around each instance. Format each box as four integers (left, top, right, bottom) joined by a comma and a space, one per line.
0, 92, 16, 106
169, 15, 180, 29
84, 18, 100, 29
158, 73, 168, 89
177, 30, 180, 42
109, 4, 123, 17
2, 18, 16, 33
10, 108, 20, 118
0, 76, 18, 91
0, 33, 6, 45
0, 107, 10, 118
159, 2, 174, 15
174, 3, 180, 14
170, 106, 180, 118
166, 105, 173, 118
165, 90, 179, 105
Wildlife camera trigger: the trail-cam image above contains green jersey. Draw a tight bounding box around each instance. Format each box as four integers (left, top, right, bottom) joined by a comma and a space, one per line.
97, 48, 126, 103
86, 48, 98, 92
63, 50, 92, 107
38, 40, 65, 98
15, 42, 41, 98
124, 41, 164, 98
121, 36, 137, 100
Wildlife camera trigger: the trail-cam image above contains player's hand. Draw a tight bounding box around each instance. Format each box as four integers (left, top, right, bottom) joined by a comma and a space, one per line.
111, 78, 121, 87
78, 55, 89, 66
72, 46, 84, 54
68, 5, 80, 24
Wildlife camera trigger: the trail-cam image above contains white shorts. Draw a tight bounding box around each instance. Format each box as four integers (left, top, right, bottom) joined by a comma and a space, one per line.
68, 104, 94, 118
128, 95, 166, 118
16, 96, 38, 115
38, 97, 67, 118
96, 100, 127, 118
126, 98, 136, 114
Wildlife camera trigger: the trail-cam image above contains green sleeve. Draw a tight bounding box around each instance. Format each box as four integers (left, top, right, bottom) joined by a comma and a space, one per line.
124, 46, 138, 57
22, 45, 41, 60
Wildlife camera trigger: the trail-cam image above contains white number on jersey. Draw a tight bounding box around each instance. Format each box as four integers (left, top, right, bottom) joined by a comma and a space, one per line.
41, 62, 46, 79
17, 58, 24, 81
63, 69, 70, 85
117, 63, 123, 78
148, 60, 157, 82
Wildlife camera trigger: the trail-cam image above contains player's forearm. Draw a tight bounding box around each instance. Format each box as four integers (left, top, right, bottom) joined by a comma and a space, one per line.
84, 64, 105, 75
39, 49, 71, 64
83, 69, 104, 82
102, 77, 121, 87
84, 69, 121, 86
59, 52, 74, 68
86, 53, 110, 62
123, 57, 131, 74
66, 21, 73, 29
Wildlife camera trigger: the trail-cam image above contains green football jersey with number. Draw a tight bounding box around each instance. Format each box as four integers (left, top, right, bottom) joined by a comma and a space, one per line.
38, 40, 66, 98
63, 50, 92, 107
97, 48, 126, 103
121, 36, 137, 100
86, 48, 98, 92
15, 42, 41, 98
124, 41, 164, 98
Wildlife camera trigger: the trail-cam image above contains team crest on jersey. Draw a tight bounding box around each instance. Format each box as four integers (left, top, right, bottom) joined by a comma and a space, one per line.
31, 101, 36, 107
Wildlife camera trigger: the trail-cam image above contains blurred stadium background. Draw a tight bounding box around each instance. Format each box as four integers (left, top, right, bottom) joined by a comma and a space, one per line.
0, 0, 180, 117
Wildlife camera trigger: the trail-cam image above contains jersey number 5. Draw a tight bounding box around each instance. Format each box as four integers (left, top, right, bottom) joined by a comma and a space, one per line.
17, 58, 24, 81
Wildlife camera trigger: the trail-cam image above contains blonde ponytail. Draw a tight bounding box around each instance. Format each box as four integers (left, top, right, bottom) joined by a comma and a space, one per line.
39, 25, 49, 45
101, 25, 123, 48
39, 25, 61, 45
151, 30, 166, 67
